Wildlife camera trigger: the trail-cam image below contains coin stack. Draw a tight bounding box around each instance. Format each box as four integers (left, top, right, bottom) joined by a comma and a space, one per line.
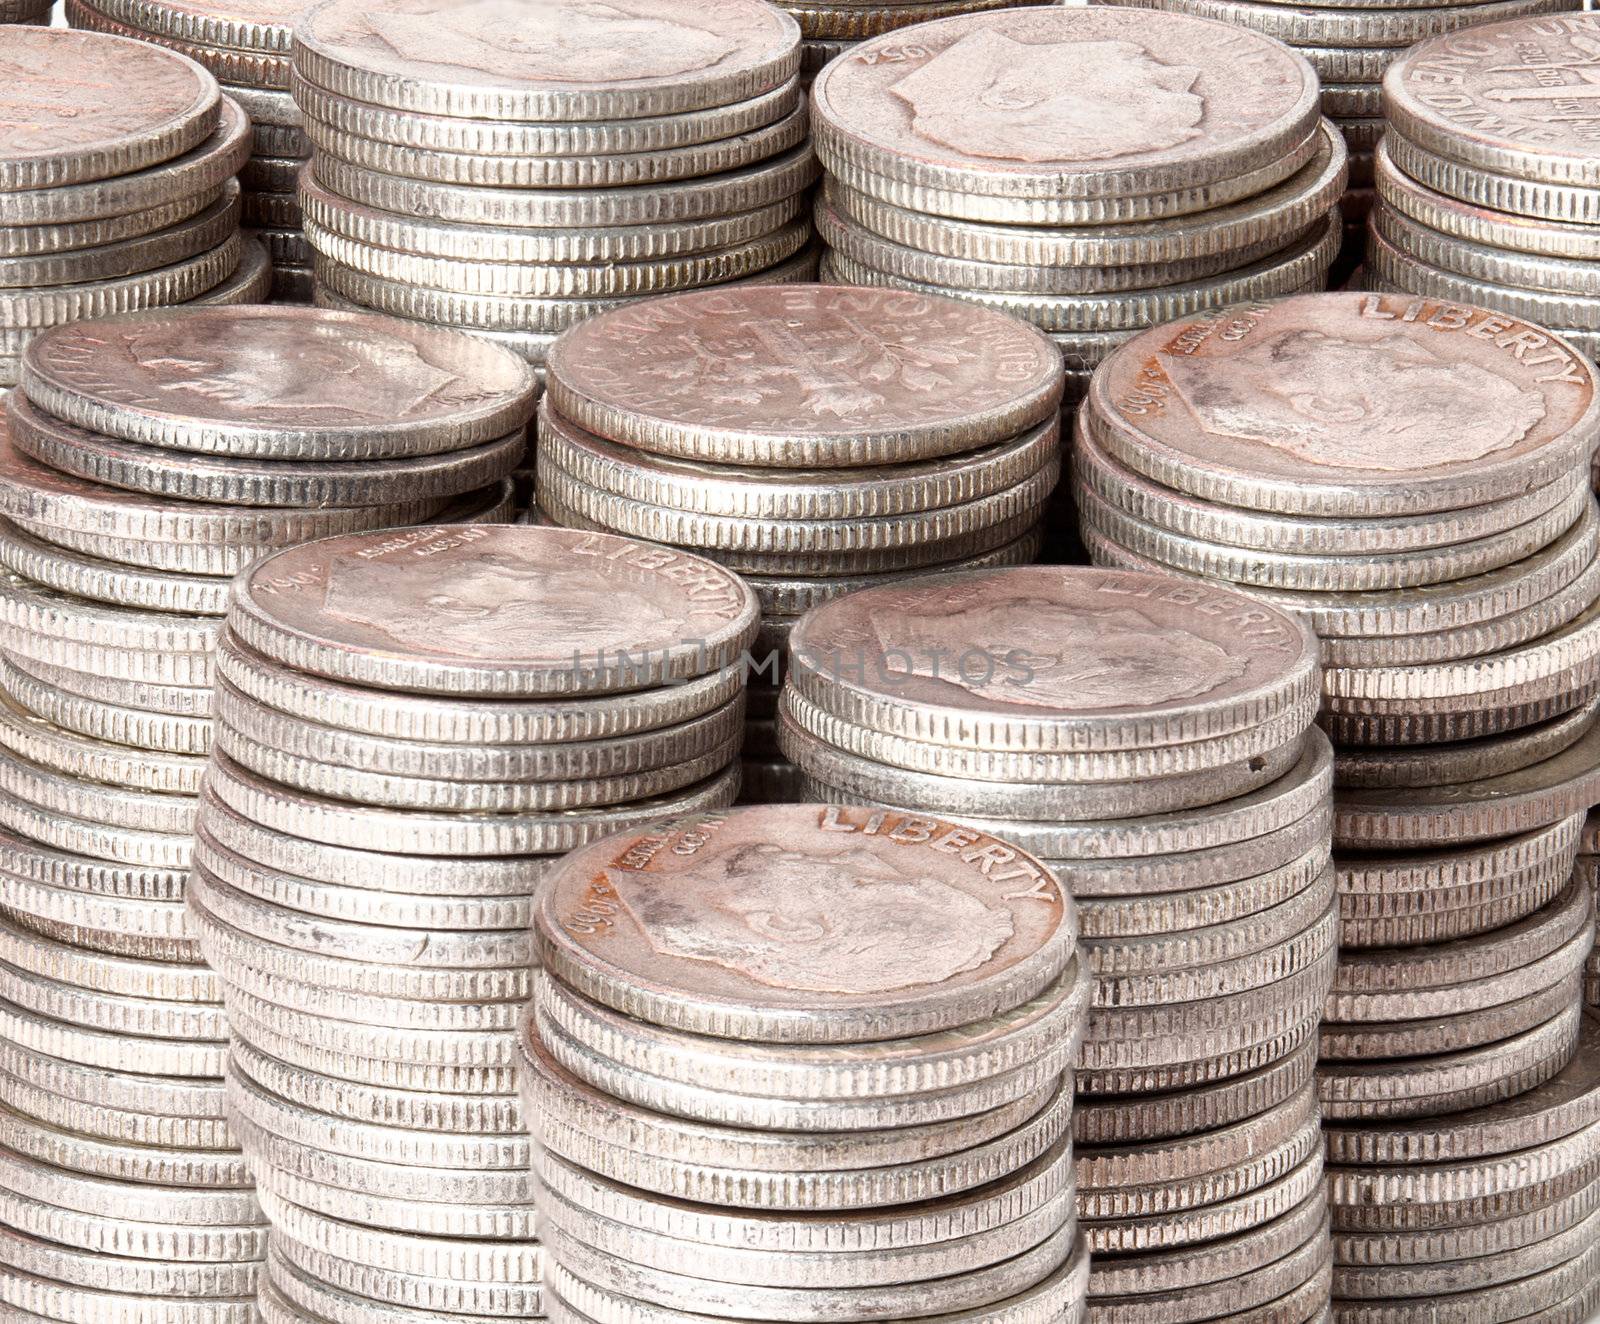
1365, 12, 1600, 362
1093, 0, 1580, 237
64, 0, 314, 303
0, 28, 264, 387
1073, 291, 1600, 1288
0, 306, 532, 1321
1, 0, 50, 20
180, 523, 753, 1321
809, 7, 1345, 408
776, 564, 1341, 1322
1576, 815, 1600, 1008
519, 803, 1091, 1324
291, 0, 818, 375
1323, 1010, 1600, 1319
535, 283, 1063, 802
779, 0, 1052, 86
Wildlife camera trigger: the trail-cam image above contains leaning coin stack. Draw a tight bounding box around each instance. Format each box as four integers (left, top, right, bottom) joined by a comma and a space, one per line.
0, 308, 529, 1321
1093, 0, 1579, 222
520, 803, 1091, 1324
1367, 12, 1600, 363
1074, 291, 1600, 1242
1323, 1011, 1600, 1321
777, 564, 1342, 1323
1576, 815, 1600, 1008
810, 7, 1345, 408
293, 0, 818, 375
185, 524, 754, 1322
64, 0, 314, 303
535, 283, 1063, 802
1, 28, 264, 386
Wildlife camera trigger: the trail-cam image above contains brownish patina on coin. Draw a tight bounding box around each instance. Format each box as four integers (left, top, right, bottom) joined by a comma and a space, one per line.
20, 307, 538, 459
535, 803, 1074, 1044
0, 29, 221, 191
293, 0, 800, 121
810, 7, 1319, 203
1384, 15, 1600, 188
544, 285, 1063, 467
227, 525, 759, 695
1089, 292, 1600, 517
786, 565, 1318, 752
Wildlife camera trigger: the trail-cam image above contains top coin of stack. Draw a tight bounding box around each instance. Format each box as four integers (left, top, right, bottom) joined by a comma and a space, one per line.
64, 0, 313, 303
1092, 0, 1580, 210
293, 0, 818, 373
0, 28, 263, 385
1075, 291, 1600, 751
535, 283, 1064, 798
1369, 12, 1600, 368
810, 7, 1346, 407
520, 802, 1091, 1324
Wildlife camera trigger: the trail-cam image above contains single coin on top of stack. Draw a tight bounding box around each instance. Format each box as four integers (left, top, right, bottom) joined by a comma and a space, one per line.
293, 0, 819, 376
810, 7, 1345, 409
63, 0, 313, 303
1367, 11, 1600, 365
0, 306, 533, 1324
777, 564, 1340, 1324
1091, 0, 1580, 269
0, 28, 264, 385
534, 283, 1064, 800
1073, 291, 1600, 1118
186, 524, 757, 1324
519, 803, 1091, 1324
1323, 1010, 1600, 1322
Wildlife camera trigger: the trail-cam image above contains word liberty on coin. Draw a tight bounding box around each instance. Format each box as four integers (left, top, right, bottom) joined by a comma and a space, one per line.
521, 802, 1091, 1321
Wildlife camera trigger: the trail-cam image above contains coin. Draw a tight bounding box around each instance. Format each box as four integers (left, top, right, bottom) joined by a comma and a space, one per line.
0, 28, 221, 191
811, 9, 1319, 206
22, 306, 535, 460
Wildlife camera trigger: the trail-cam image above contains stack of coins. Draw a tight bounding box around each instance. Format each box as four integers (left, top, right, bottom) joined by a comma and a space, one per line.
1093, 0, 1580, 249
519, 803, 1091, 1324
185, 524, 754, 1321
776, 564, 1341, 1322
64, 0, 313, 303
1324, 1011, 1600, 1319
0, 307, 532, 1322
1367, 12, 1600, 361
535, 284, 1063, 802
809, 8, 1345, 407
1, 0, 51, 20
0, 29, 262, 386
1577, 815, 1600, 1008
292, 0, 818, 374
1074, 291, 1600, 1270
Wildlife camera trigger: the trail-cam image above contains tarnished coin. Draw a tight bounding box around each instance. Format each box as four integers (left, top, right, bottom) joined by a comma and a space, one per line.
535, 804, 1072, 1045
1385, 15, 1600, 188
20, 307, 537, 460
0, 28, 221, 191
294, 0, 800, 121
1087, 292, 1600, 517
227, 525, 757, 695
786, 564, 1317, 754
545, 285, 1060, 467
811, 8, 1319, 207
77, 0, 297, 52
